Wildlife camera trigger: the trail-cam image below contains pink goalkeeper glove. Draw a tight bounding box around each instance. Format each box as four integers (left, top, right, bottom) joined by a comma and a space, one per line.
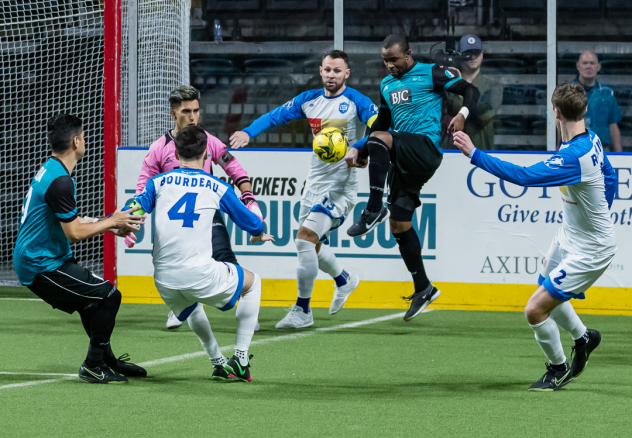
124, 233, 137, 248
240, 191, 263, 221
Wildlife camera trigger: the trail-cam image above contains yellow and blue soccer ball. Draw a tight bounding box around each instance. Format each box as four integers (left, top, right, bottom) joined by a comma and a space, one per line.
313, 127, 348, 163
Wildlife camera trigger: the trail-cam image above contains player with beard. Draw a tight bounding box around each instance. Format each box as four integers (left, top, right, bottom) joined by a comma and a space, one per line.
230, 50, 378, 328
346, 35, 480, 321
134, 86, 262, 331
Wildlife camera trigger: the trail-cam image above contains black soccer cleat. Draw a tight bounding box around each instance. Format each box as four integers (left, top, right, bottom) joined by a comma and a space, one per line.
79, 361, 129, 384
403, 287, 441, 321
571, 329, 601, 378
105, 353, 147, 378
347, 207, 390, 237
225, 354, 253, 382
211, 363, 233, 381
528, 363, 572, 392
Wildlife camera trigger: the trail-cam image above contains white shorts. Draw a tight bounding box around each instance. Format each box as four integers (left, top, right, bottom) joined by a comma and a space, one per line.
299, 191, 355, 242
538, 234, 614, 302
155, 262, 244, 321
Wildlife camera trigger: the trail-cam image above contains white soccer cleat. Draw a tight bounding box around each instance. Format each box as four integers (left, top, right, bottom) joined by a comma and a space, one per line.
255, 321, 261, 332
166, 311, 182, 329
329, 274, 360, 315
275, 305, 314, 329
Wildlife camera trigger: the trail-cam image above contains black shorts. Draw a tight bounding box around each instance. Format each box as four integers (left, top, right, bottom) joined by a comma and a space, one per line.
27, 258, 116, 314
387, 132, 443, 221
212, 210, 239, 265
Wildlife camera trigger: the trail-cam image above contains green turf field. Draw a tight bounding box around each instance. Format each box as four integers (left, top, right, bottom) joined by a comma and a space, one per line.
1, 287, 631, 437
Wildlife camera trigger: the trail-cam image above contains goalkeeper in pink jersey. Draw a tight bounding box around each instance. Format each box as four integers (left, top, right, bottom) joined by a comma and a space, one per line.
134, 85, 262, 330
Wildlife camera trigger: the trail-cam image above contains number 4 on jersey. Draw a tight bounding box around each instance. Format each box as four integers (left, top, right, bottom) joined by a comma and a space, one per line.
168, 192, 200, 228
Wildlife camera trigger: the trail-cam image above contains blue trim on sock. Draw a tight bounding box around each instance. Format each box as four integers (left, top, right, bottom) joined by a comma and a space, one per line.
296, 297, 310, 314
334, 270, 349, 287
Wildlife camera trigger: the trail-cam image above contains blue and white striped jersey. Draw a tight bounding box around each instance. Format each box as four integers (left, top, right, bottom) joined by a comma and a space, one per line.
471, 130, 616, 256
134, 168, 263, 290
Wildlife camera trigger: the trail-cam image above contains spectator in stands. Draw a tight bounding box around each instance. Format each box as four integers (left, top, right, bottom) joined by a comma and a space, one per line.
442, 34, 503, 150
574, 50, 622, 152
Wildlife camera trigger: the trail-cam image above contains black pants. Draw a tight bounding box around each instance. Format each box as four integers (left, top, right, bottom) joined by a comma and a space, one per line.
27, 258, 116, 314
212, 210, 239, 265
387, 132, 443, 221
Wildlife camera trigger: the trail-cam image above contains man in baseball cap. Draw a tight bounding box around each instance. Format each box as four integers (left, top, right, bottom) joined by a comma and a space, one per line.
442, 34, 503, 150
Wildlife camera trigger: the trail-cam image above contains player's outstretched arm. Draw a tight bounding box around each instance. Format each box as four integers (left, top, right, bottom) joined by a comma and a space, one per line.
230, 93, 308, 148
61, 205, 145, 243
219, 186, 266, 238
250, 233, 275, 244
229, 131, 250, 149
454, 131, 582, 188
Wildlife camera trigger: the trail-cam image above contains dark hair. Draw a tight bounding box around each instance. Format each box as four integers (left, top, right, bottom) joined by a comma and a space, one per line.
382, 35, 410, 54
551, 82, 587, 122
323, 49, 349, 65
47, 114, 83, 153
174, 125, 207, 160
169, 85, 201, 110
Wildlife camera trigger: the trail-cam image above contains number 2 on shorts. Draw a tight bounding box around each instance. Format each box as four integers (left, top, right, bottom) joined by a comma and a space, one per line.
553, 270, 567, 285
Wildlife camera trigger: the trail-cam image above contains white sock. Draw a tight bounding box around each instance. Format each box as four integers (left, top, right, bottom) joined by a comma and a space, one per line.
317, 244, 343, 278
296, 239, 318, 300
186, 304, 221, 361
235, 273, 261, 365
550, 301, 587, 341
529, 317, 566, 365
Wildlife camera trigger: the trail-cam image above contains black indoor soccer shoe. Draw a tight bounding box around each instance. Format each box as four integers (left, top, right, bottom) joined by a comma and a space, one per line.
79, 361, 129, 384
211, 363, 233, 381
403, 287, 441, 321
225, 355, 253, 382
528, 363, 572, 392
347, 207, 390, 237
571, 329, 601, 378
105, 353, 147, 378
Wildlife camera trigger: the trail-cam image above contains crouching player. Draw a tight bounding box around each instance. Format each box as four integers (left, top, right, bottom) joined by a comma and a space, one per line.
135, 85, 262, 330
131, 126, 274, 382
454, 83, 616, 391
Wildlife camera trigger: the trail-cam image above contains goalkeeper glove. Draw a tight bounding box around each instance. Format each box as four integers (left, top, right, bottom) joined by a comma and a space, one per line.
239, 191, 263, 221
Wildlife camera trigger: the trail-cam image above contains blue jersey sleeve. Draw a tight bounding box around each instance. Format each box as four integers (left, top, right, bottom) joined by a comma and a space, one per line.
219, 186, 264, 236
347, 89, 379, 126
242, 90, 317, 138
602, 153, 616, 209
133, 176, 157, 214
471, 148, 582, 187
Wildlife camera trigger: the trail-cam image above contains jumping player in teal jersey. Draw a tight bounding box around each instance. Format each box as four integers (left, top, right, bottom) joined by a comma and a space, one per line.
13, 114, 147, 384
346, 35, 480, 321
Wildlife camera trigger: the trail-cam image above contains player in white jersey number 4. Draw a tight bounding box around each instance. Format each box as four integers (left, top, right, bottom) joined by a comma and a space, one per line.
131, 126, 274, 382
231, 50, 378, 328
454, 83, 616, 392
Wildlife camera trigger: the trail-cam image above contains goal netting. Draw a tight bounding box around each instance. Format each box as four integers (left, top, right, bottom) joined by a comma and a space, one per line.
0, 0, 190, 286
120, 0, 190, 148
0, 1, 105, 285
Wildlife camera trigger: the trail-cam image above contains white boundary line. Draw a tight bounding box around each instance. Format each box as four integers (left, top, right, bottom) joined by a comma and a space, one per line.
0, 312, 406, 390
0, 298, 43, 301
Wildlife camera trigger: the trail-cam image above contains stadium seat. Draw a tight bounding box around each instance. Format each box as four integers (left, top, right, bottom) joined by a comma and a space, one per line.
204, 0, 260, 11
494, 117, 528, 135
607, 0, 632, 10
536, 58, 578, 75
600, 58, 632, 75
481, 58, 528, 74
266, 0, 318, 10
244, 58, 295, 74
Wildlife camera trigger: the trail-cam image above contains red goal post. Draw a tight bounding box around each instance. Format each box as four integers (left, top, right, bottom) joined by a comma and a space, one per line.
103, 0, 120, 284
